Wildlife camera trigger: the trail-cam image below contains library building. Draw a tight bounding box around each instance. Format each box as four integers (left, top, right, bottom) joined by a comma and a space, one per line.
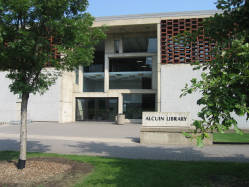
0, 10, 248, 128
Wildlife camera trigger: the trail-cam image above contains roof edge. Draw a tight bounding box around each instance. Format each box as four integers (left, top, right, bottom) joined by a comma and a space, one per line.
94, 10, 222, 22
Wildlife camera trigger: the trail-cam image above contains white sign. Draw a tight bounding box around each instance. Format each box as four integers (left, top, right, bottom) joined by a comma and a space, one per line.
142, 112, 190, 127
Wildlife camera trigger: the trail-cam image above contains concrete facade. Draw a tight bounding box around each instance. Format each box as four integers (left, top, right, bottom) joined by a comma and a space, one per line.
0, 72, 61, 123
0, 10, 248, 129
0, 72, 19, 123
160, 64, 249, 128
28, 78, 61, 122
161, 64, 203, 120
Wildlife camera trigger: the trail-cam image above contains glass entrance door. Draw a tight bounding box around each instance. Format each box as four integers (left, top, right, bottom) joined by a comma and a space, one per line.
76, 98, 118, 121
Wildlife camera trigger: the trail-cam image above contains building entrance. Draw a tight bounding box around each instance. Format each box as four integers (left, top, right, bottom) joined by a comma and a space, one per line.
76, 97, 118, 121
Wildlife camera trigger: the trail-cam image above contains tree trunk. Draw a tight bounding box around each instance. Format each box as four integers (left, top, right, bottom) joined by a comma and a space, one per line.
17, 92, 29, 170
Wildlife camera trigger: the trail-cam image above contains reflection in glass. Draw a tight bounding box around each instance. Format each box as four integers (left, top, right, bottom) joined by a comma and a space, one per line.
114, 40, 120, 53
109, 57, 152, 89
123, 37, 157, 53
83, 41, 104, 92
84, 41, 104, 73
123, 94, 155, 119
83, 73, 104, 92
76, 98, 118, 121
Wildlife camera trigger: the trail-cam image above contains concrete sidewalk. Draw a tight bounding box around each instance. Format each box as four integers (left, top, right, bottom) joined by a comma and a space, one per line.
1, 122, 249, 162
0, 121, 141, 139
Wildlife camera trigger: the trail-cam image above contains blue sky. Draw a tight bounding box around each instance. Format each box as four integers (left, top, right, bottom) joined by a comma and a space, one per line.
87, 0, 218, 17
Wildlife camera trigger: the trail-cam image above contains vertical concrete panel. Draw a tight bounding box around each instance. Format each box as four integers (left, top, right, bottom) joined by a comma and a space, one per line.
161, 64, 202, 120
105, 36, 114, 54
156, 23, 161, 112
119, 38, 123, 53
59, 71, 74, 123
152, 56, 157, 90
118, 94, 123, 114
161, 64, 249, 128
0, 71, 61, 122
0, 72, 19, 122
104, 56, 109, 92
28, 77, 61, 122
79, 65, 83, 92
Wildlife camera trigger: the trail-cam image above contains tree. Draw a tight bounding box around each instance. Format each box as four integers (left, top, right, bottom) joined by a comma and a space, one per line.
0, 0, 105, 169
181, 0, 249, 146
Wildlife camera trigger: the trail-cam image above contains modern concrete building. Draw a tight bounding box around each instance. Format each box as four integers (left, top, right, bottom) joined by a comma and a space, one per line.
1, 10, 248, 128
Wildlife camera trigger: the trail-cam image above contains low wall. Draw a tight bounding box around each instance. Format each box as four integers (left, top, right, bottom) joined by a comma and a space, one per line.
140, 127, 213, 146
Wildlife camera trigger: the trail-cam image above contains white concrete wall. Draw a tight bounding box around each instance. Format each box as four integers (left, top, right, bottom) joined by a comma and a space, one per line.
161, 64, 249, 129
28, 78, 61, 122
59, 71, 74, 123
0, 72, 19, 122
232, 114, 249, 129
0, 72, 61, 123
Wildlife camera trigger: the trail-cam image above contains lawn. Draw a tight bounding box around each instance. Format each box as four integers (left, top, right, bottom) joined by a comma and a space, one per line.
1, 151, 249, 187
213, 133, 249, 143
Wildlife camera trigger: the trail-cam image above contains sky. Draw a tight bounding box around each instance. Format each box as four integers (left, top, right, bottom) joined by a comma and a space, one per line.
87, 0, 218, 17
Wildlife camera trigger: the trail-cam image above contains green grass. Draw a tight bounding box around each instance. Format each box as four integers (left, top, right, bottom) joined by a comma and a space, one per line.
213, 133, 249, 143
1, 151, 249, 187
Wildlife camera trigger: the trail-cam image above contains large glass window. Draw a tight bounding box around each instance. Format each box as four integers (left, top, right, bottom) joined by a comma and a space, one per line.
123, 37, 157, 53
76, 97, 118, 121
83, 41, 104, 92
109, 57, 152, 89
123, 94, 155, 119
83, 73, 104, 92
114, 40, 120, 53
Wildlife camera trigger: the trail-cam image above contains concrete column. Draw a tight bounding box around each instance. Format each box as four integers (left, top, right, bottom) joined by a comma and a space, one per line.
118, 94, 123, 114
104, 55, 109, 92
105, 36, 114, 54
119, 37, 123, 53
59, 72, 74, 123
152, 56, 157, 90
156, 23, 161, 112
79, 65, 83, 92
72, 96, 76, 122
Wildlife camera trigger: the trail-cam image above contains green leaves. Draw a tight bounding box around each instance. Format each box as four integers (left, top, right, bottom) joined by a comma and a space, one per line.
181, 0, 249, 146
0, 0, 105, 95
196, 136, 204, 147
193, 120, 202, 129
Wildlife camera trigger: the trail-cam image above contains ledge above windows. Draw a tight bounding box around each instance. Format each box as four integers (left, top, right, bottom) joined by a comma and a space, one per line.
106, 52, 157, 58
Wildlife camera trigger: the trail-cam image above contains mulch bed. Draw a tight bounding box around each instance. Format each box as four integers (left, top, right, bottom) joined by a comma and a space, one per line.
0, 157, 93, 187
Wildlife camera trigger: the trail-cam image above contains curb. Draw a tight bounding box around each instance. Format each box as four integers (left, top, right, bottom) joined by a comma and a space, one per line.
0, 133, 137, 144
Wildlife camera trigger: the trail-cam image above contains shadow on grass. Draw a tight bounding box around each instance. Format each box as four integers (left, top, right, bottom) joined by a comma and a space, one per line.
82, 157, 249, 187
0, 151, 19, 161
63, 143, 249, 187
63, 141, 249, 186
1, 141, 249, 186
